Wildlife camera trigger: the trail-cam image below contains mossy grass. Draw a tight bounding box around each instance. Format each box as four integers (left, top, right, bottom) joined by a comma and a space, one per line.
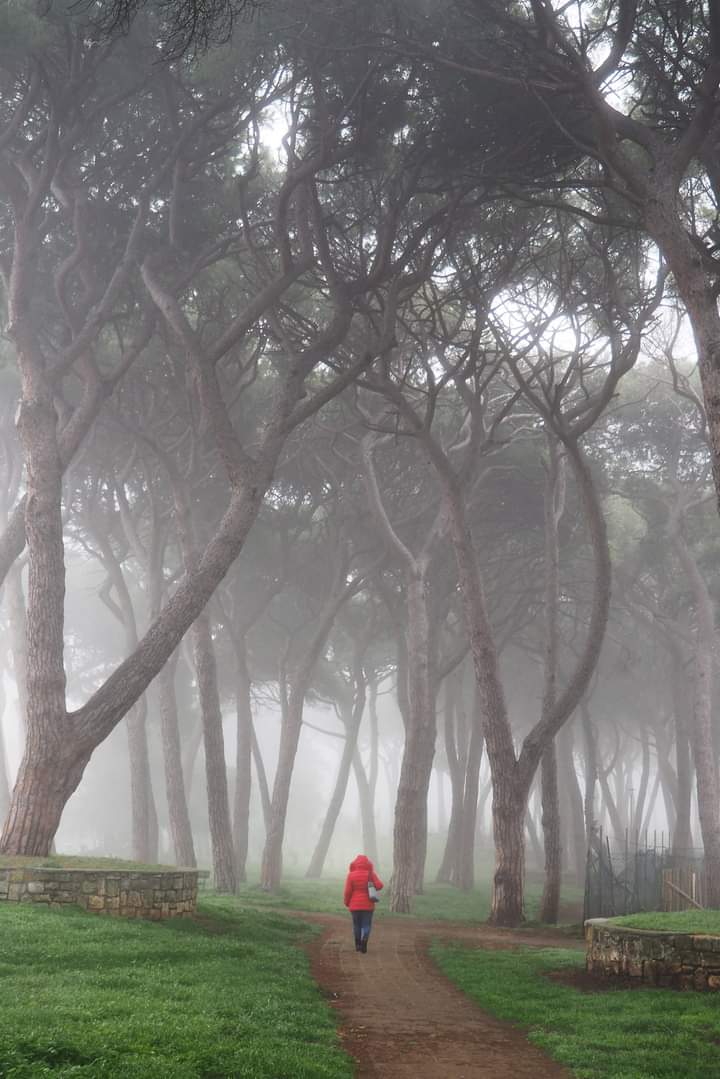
0, 854, 182, 872
432, 944, 720, 1078
0, 896, 352, 1078
606, 910, 720, 934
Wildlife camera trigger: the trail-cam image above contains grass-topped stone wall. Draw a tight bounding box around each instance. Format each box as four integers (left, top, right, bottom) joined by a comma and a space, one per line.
0, 857, 200, 919
586, 914, 720, 990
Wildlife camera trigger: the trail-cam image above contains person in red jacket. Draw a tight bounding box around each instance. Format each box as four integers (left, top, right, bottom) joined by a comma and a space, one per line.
343, 854, 383, 953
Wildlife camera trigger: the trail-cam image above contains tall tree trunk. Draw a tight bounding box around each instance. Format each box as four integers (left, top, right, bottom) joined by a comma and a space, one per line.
390, 570, 437, 912
671, 650, 693, 853
126, 696, 158, 864
251, 725, 271, 835
1, 273, 74, 854
559, 723, 586, 886
157, 656, 196, 867
233, 638, 253, 883
457, 685, 483, 891
192, 611, 236, 892
581, 701, 597, 838
182, 714, 203, 802
538, 436, 564, 922
539, 740, 561, 923
0, 679, 11, 820
436, 769, 447, 835
633, 726, 651, 839
437, 674, 464, 883
261, 571, 358, 891
353, 750, 379, 865
306, 662, 367, 878
671, 510, 720, 904
7, 564, 28, 733
525, 796, 543, 870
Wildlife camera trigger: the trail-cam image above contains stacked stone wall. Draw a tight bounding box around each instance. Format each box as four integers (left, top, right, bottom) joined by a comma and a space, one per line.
586, 918, 720, 990
0, 868, 199, 919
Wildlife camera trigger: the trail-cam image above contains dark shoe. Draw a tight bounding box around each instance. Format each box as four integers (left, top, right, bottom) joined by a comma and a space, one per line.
355, 940, 362, 951
361, 939, 368, 953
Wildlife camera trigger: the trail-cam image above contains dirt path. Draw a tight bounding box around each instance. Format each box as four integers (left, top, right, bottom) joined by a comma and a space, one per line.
306, 914, 581, 1078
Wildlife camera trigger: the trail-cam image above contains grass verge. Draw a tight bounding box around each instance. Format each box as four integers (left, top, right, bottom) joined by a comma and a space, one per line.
432, 944, 720, 1078
0, 897, 352, 1078
0, 855, 180, 872
608, 910, 720, 934
234, 875, 584, 925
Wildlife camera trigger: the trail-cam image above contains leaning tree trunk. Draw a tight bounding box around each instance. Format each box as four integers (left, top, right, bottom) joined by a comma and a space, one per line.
157, 656, 196, 867
539, 740, 562, 924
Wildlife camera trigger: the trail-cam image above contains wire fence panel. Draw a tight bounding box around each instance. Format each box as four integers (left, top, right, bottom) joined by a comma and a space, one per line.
583, 830, 706, 921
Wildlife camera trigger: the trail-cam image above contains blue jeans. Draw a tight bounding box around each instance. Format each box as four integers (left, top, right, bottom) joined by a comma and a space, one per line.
351, 909, 374, 944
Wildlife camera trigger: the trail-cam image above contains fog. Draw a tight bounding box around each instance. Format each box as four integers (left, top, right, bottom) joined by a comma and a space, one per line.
1, 0, 719, 928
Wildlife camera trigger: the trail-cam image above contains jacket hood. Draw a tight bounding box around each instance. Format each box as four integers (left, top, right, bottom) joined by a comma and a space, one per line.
349, 854, 373, 871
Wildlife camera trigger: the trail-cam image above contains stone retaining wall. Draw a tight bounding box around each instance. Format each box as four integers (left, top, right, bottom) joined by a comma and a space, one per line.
586, 918, 720, 990
0, 867, 200, 919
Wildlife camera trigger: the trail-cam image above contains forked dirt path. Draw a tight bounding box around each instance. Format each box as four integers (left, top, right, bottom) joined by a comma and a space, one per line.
305, 914, 582, 1079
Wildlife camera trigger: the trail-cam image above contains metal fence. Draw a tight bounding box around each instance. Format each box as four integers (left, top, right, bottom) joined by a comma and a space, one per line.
583, 829, 706, 921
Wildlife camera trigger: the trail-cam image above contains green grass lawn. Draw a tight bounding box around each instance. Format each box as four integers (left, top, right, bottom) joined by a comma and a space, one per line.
432, 944, 720, 1079
235, 875, 584, 925
0, 897, 352, 1078
0, 855, 179, 872
607, 910, 720, 934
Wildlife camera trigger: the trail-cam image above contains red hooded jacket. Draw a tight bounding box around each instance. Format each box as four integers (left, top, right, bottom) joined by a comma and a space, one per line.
343, 854, 384, 911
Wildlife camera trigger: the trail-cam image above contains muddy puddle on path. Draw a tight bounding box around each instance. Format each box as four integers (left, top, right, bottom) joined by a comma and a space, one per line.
306, 915, 580, 1079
